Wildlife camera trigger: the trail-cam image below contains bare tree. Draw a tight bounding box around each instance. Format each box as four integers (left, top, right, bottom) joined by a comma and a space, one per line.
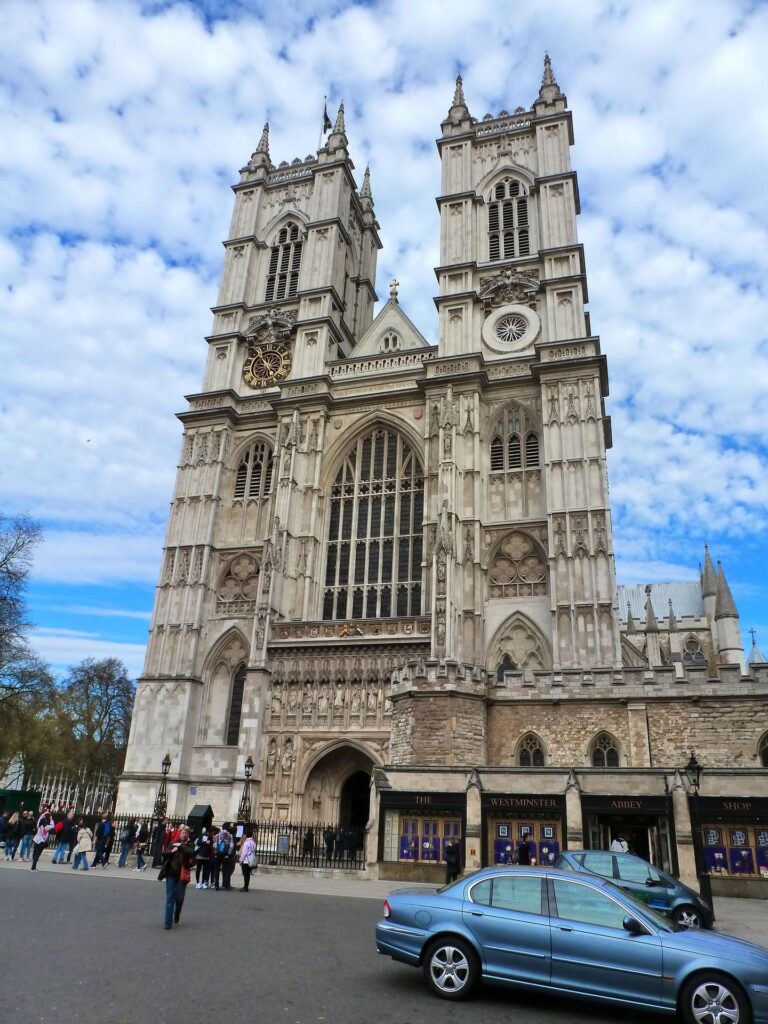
58, 658, 136, 777
0, 512, 43, 703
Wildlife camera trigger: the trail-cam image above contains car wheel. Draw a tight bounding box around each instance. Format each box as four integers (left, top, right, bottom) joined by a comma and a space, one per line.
681, 972, 751, 1024
423, 936, 479, 1000
673, 904, 703, 928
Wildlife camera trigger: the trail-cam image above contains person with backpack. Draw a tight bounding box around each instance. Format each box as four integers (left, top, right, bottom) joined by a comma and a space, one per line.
213, 823, 235, 890
116, 819, 135, 868
51, 810, 76, 864
91, 812, 113, 868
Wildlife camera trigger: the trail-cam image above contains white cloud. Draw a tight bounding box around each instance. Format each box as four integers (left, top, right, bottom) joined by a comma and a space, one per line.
29, 627, 146, 680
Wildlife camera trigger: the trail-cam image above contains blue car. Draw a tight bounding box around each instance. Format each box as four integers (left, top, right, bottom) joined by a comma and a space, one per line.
376, 867, 768, 1023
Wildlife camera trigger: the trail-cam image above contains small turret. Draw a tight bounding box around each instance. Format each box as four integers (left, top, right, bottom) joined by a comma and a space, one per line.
714, 561, 745, 671
748, 629, 767, 666
325, 101, 348, 156
626, 602, 635, 634
241, 122, 272, 178
442, 73, 472, 134
644, 585, 662, 668
533, 53, 566, 114
360, 164, 374, 213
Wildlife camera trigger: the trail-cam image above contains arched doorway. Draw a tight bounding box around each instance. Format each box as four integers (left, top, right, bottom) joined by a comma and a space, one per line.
340, 770, 370, 829
301, 744, 374, 823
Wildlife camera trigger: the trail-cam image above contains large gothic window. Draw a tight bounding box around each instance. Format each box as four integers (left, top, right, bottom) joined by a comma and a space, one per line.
590, 732, 621, 768
488, 177, 530, 261
265, 221, 303, 302
490, 404, 540, 473
517, 733, 545, 767
226, 665, 246, 746
323, 427, 424, 620
233, 442, 274, 501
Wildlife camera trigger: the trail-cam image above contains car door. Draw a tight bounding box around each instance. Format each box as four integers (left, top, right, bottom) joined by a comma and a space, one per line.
463, 873, 551, 986
614, 858, 671, 914
549, 877, 663, 1005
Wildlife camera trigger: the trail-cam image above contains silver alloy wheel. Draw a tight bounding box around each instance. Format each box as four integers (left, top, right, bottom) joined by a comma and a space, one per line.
428, 944, 470, 994
690, 980, 741, 1024
676, 906, 703, 928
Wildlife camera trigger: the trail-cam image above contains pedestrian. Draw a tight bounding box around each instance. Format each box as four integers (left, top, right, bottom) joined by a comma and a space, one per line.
516, 832, 532, 866
92, 812, 113, 868
17, 811, 35, 862
158, 824, 194, 930
238, 828, 256, 891
151, 817, 167, 868
4, 812, 20, 861
134, 819, 149, 871
31, 810, 54, 870
194, 827, 211, 888
213, 823, 235, 890
444, 835, 462, 884
72, 819, 93, 870
323, 826, 334, 863
51, 810, 76, 864
117, 819, 135, 868
301, 827, 314, 864
610, 835, 629, 854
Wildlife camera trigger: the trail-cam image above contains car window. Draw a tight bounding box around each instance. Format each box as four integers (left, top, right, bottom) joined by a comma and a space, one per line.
491, 875, 543, 914
470, 879, 492, 905
581, 852, 615, 878
616, 858, 652, 883
552, 879, 627, 930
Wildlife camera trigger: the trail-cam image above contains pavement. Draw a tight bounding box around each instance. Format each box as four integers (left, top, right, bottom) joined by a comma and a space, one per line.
2, 848, 766, 947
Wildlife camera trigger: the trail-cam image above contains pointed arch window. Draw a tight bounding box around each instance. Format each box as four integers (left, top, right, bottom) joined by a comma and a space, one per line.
489, 405, 540, 473
226, 665, 246, 746
265, 221, 303, 302
323, 427, 424, 620
682, 636, 706, 667
233, 442, 274, 501
488, 177, 530, 261
759, 733, 768, 768
591, 732, 620, 768
496, 653, 515, 682
518, 733, 545, 767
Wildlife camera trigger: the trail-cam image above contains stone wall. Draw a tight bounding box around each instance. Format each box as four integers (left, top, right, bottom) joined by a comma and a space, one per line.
487, 701, 630, 767
389, 692, 486, 765
646, 699, 768, 769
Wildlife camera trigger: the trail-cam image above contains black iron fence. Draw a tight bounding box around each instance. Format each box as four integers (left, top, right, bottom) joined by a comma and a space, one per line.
36, 812, 367, 870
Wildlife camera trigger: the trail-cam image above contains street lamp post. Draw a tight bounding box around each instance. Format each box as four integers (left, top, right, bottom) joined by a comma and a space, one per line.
150, 753, 172, 868
684, 751, 713, 908
237, 754, 254, 823
153, 753, 172, 819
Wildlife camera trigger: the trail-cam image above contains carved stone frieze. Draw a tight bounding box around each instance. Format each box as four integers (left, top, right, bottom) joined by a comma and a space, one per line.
478, 268, 540, 313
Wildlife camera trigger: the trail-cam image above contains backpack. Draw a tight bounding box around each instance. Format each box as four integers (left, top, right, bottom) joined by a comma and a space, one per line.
218, 838, 228, 855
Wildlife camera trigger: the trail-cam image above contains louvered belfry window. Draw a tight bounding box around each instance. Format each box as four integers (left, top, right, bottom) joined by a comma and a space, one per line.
233, 442, 274, 501
488, 178, 530, 261
489, 406, 540, 474
265, 222, 303, 302
323, 428, 424, 620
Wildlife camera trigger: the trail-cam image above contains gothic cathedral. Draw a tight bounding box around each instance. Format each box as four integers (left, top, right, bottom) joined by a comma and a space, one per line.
120, 60, 768, 893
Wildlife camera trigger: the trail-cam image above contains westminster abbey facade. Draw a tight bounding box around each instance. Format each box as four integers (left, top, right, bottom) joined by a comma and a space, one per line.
119, 60, 768, 895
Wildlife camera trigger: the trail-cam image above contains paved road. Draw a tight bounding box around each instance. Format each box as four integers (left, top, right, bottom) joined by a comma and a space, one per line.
2, 862, 668, 1024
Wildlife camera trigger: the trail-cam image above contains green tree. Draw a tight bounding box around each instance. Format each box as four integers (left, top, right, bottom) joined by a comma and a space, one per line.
58, 658, 136, 778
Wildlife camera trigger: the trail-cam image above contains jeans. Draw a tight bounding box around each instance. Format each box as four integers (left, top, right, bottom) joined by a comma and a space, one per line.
51, 841, 69, 863
4, 838, 18, 860
18, 836, 33, 861
136, 846, 145, 870
117, 840, 132, 867
164, 877, 186, 928
72, 851, 89, 870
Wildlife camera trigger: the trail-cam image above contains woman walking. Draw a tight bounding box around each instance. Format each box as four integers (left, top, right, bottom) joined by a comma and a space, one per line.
4, 813, 20, 861
238, 829, 256, 892
72, 819, 93, 870
194, 827, 211, 889
158, 824, 194, 930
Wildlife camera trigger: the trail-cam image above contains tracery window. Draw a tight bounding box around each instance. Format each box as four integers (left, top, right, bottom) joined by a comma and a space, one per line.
591, 732, 620, 768
490, 405, 540, 473
759, 734, 768, 768
489, 532, 547, 598
682, 636, 706, 667
226, 665, 246, 746
265, 221, 303, 302
380, 332, 400, 353
488, 177, 530, 261
518, 733, 545, 768
323, 427, 423, 620
233, 442, 274, 501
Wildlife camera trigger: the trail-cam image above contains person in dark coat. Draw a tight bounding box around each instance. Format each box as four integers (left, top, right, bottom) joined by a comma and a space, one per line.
92, 813, 113, 868
158, 824, 194, 929
516, 833, 532, 865
445, 836, 462, 884
301, 828, 315, 864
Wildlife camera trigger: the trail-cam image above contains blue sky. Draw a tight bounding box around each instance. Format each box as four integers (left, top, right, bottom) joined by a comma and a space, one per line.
1, 0, 767, 679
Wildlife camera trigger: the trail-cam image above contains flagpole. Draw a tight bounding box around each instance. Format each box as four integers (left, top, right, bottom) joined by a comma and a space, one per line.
318, 95, 327, 151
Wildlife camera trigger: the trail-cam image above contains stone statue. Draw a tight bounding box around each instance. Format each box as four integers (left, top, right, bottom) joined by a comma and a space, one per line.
281, 739, 293, 775
318, 686, 329, 716
267, 737, 277, 775
303, 686, 313, 714
351, 687, 361, 715
271, 689, 282, 717
367, 687, 377, 713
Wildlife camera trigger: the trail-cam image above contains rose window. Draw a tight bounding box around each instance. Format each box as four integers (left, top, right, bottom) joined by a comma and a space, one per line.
217, 555, 261, 609
495, 313, 528, 345
489, 531, 547, 597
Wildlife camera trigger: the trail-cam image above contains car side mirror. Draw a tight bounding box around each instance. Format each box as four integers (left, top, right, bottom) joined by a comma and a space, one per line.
645, 878, 660, 886
623, 916, 646, 935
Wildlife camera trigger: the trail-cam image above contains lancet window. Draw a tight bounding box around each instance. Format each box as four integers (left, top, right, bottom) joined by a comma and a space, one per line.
265, 221, 303, 302
323, 427, 423, 620
490, 405, 540, 473
590, 732, 621, 768
233, 442, 274, 501
226, 665, 246, 746
518, 733, 545, 767
488, 177, 530, 261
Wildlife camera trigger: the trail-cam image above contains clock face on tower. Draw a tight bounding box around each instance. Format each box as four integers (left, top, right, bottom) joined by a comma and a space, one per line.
242, 343, 292, 389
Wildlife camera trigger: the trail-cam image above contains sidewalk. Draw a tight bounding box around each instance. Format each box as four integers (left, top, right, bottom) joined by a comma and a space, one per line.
2, 852, 766, 946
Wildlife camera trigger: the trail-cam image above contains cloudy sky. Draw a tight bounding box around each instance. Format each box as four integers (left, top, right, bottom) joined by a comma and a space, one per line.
1, 0, 767, 679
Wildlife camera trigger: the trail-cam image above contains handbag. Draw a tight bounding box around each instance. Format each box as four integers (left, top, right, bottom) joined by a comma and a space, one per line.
248, 851, 258, 868
179, 860, 191, 884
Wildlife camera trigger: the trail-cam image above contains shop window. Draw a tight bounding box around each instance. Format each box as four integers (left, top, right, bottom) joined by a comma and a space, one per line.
590, 732, 621, 768
701, 823, 768, 877
393, 816, 462, 863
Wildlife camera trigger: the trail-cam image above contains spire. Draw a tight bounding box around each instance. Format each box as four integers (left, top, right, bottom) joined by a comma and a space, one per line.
748, 629, 767, 665
701, 544, 717, 597
361, 164, 372, 199
256, 121, 270, 155
644, 585, 658, 632
452, 74, 466, 108
668, 598, 677, 632
534, 51, 566, 113
715, 561, 739, 620
333, 100, 345, 135
242, 121, 272, 175
325, 100, 349, 156
626, 602, 635, 634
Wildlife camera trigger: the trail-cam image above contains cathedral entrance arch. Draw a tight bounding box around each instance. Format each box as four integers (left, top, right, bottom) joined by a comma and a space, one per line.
300, 743, 374, 824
